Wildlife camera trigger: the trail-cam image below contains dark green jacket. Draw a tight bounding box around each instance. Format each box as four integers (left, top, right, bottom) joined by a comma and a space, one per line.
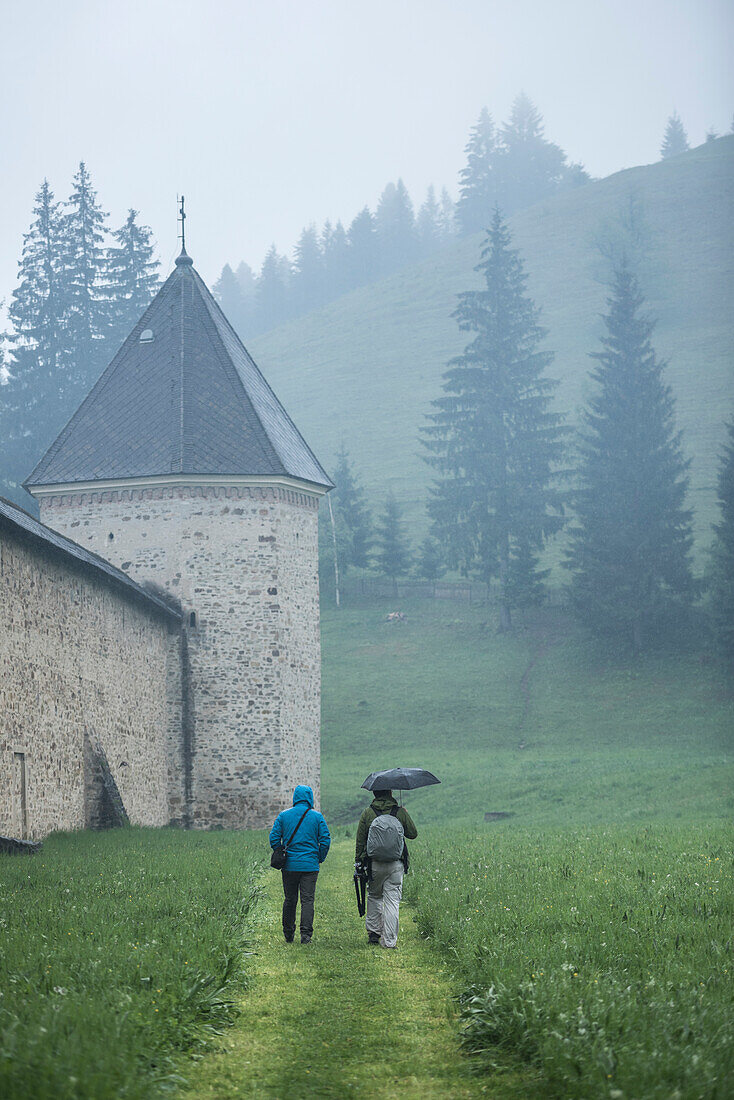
355, 795, 418, 862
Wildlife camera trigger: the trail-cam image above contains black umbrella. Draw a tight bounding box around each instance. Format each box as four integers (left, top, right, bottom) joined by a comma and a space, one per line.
361, 767, 441, 791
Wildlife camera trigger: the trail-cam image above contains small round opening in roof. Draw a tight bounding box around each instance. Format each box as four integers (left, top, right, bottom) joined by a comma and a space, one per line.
139, 329, 154, 343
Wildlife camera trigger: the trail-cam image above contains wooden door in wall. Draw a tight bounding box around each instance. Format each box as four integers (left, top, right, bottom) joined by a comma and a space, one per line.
12, 752, 29, 839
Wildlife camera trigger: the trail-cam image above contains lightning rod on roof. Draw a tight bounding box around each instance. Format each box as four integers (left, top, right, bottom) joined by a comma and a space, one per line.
177, 194, 186, 253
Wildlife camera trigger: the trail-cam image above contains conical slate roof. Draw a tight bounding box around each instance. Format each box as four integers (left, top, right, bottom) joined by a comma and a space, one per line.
26, 251, 332, 490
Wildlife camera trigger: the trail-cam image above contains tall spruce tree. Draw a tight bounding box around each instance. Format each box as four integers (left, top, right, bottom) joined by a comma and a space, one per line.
2, 180, 68, 499
331, 444, 372, 570
256, 245, 290, 332
375, 180, 417, 274
710, 420, 734, 665
106, 209, 160, 349
62, 162, 111, 388
347, 207, 378, 288
566, 264, 694, 654
660, 112, 689, 158
213, 263, 249, 335
497, 93, 580, 215
456, 107, 497, 235
417, 185, 442, 256
415, 536, 444, 587
424, 211, 565, 631
438, 188, 457, 242
321, 220, 349, 298
292, 224, 323, 314
375, 493, 412, 597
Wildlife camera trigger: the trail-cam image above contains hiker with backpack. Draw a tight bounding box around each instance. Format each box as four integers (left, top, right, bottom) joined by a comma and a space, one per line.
355, 788, 417, 948
269, 784, 331, 944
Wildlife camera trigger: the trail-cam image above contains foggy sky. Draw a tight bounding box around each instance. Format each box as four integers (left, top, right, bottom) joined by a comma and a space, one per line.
1, 0, 732, 302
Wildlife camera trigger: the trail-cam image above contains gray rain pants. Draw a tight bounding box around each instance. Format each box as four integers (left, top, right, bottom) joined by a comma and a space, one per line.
365, 859, 403, 948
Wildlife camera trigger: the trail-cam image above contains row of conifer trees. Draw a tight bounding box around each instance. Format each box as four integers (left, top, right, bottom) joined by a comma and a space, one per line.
214, 102, 727, 341
322, 214, 734, 659
0, 163, 160, 500
216, 94, 591, 337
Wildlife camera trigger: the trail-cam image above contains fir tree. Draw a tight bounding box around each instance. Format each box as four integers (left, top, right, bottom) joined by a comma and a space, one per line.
106, 208, 159, 348
347, 207, 378, 288
415, 536, 444, 587
236, 261, 256, 300
256, 245, 290, 332
213, 263, 248, 335
375, 493, 412, 596
424, 211, 566, 631
417, 185, 442, 256
660, 112, 689, 158
62, 162, 111, 386
321, 220, 349, 298
456, 107, 497, 235
566, 264, 694, 654
438, 188, 457, 242
497, 93, 576, 214
292, 224, 323, 314
331, 444, 372, 570
375, 180, 417, 274
710, 420, 734, 665
2, 180, 68, 497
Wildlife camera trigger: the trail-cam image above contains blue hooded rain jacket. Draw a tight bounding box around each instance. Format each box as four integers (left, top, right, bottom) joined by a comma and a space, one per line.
269, 785, 331, 873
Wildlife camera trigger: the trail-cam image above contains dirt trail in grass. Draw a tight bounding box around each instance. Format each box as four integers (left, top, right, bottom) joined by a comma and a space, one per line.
180, 840, 497, 1100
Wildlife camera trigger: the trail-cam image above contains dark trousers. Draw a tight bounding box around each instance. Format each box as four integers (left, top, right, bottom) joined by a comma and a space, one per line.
281, 870, 319, 939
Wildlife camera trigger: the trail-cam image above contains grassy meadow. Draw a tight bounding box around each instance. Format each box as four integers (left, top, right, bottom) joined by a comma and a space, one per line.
1, 593, 732, 1098
251, 137, 734, 558
321, 595, 733, 1098
320, 597, 734, 829
407, 825, 733, 1100
0, 829, 262, 1100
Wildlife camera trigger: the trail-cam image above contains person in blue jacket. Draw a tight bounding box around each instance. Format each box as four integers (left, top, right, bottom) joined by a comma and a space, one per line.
269, 784, 331, 944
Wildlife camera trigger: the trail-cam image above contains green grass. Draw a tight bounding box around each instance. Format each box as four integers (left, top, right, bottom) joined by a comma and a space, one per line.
3, 595, 733, 1098
251, 137, 734, 560
406, 824, 733, 1100
320, 597, 734, 830
0, 828, 262, 1100
182, 839, 518, 1100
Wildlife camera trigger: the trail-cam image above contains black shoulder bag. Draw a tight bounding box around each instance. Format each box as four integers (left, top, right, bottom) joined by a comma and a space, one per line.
270, 806, 311, 870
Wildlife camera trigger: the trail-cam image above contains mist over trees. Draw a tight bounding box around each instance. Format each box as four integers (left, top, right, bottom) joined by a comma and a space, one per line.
213, 176, 458, 339
660, 112, 690, 158
213, 94, 590, 338
456, 94, 590, 235
423, 212, 566, 631
0, 165, 160, 502
566, 264, 694, 654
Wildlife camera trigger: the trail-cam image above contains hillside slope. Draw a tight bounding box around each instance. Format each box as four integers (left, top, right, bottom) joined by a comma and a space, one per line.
251, 138, 734, 555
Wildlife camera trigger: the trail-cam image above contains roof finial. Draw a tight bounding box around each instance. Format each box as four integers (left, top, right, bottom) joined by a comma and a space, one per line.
176, 194, 193, 266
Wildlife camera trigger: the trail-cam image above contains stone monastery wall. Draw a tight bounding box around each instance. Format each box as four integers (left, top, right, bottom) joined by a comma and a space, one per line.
40, 481, 322, 829
0, 523, 180, 841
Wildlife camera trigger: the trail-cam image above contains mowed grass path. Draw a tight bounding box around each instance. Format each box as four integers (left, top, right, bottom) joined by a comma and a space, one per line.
181, 840, 522, 1100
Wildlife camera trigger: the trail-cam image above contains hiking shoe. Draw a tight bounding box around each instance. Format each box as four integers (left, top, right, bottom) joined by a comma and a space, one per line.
300, 935, 312, 945
284, 934, 294, 943
368, 932, 380, 945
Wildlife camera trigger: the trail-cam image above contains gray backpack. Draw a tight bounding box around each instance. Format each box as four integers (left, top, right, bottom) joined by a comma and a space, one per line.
367, 806, 405, 862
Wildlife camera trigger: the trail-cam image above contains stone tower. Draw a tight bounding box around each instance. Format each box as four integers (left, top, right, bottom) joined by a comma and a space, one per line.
25, 247, 333, 829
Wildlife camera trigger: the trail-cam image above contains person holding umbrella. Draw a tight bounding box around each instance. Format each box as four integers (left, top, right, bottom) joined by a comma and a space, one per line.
355, 768, 438, 948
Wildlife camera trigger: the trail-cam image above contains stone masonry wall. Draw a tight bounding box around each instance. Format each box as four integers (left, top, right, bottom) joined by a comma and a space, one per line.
0, 528, 178, 840
39, 482, 322, 829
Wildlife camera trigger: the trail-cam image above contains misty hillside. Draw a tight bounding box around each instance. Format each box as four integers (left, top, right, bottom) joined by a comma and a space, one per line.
250, 137, 734, 557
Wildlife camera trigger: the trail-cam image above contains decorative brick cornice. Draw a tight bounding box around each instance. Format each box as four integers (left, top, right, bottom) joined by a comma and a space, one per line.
34, 480, 321, 511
